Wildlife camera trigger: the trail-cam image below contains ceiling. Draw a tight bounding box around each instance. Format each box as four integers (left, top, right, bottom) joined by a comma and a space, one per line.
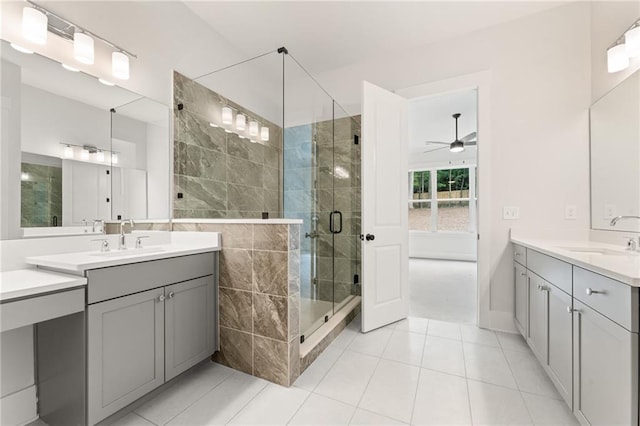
184, 1, 570, 76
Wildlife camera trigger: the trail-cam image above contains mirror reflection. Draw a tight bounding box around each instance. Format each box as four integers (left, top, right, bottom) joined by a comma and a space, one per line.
0, 39, 170, 238
590, 68, 640, 232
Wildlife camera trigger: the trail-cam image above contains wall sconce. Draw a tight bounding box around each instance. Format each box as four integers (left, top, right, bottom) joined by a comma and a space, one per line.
60, 143, 117, 164
74, 31, 94, 65
22, 6, 47, 45
96, 150, 105, 162
236, 113, 246, 131
112, 52, 130, 80
249, 121, 259, 137
63, 145, 74, 158
221, 107, 233, 125
260, 126, 269, 142
607, 17, 640, 73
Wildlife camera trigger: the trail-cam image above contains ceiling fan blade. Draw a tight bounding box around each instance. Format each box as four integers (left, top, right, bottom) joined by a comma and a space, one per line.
465, 141, 477, 146
461, 132, 476, 142
423, 145, 450, 153
424, 140, 449, 145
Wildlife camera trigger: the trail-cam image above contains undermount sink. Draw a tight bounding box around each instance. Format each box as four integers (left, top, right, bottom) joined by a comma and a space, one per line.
90, 247, 166, 257
556, 246, 639, 256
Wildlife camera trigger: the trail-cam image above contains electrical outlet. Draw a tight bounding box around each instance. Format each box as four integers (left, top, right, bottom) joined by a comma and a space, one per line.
503, 206, 520, 220
565, 205, 577, 220
604, 204, 617, 219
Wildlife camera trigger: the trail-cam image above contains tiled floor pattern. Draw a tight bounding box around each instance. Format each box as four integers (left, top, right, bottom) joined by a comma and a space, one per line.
409, 259, 477, 324
104, 317, 577, 426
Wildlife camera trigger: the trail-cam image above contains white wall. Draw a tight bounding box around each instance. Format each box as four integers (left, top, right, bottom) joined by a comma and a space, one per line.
410, 232, 477, 261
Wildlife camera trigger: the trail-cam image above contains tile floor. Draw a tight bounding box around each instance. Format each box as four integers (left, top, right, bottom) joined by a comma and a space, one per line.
409, 259, 477, 323
100, 316, 578, 426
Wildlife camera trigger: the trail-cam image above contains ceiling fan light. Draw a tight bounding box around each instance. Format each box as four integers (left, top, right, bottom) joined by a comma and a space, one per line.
607, 44, 629, 73
450, 141, 465, 153
625, 26, 640, 58
22, 7, 47, 45
74, 31, 94, 64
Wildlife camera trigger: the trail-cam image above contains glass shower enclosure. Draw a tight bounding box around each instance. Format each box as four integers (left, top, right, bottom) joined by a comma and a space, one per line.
177, 48, 361, 341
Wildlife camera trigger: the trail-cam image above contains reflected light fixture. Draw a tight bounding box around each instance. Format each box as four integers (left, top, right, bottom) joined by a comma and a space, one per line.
221, 107, 233, 125
96, 150, 105, 162
62, 63, 79, 72
63, 145, 74, 158
249, 121, 259, 137
10, 43, 33, 54
260, 126, 269, 142
112, 51, 130, 80
22, 6, 47, 45
209, 122, 218, 128
21, 172, 30, 181
80, 149, 90, 160
236, 113, 246, 131
607, 18, 640, 73
111, 153, 118, 164
74, 31, 94, 64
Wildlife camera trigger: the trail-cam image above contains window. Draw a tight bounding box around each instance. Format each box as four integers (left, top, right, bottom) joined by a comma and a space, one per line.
408, 167, 476, 233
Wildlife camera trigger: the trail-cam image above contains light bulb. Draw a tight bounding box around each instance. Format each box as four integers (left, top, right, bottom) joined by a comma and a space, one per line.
63, 145, 74, 158
112, 52, 129, 80
221, 107, 233, 125
96, 151, 105, 162
111, 153, 118, 164
10, 43, 33, 54
249, 121, 259, 137
80, 149, 90, 160
236, 113, 246, 131
74, 32, 94, 64
22, 7, 47, 45
625, 26, 640, 58
260, 126, 269, 141
607, 44, 629, 73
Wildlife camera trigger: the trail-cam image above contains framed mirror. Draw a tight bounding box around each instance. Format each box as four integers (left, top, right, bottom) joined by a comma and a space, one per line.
1, 39, 170, 238
590, 68, 640, 233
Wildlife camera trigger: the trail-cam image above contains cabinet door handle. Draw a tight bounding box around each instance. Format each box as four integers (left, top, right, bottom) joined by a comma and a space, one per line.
515, 252, 522, 256
158, 294, 165, 302
586, 288, 604, 296
567, 307, 581, 314
540, 285, 549, 292
168, 291, 175, 299
520, 272, 526, 276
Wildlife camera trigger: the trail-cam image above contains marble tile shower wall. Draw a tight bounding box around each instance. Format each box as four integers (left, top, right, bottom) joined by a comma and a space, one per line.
21, 162, 62, 227
173, 71, 283, 219
173, 222, 301, 387
284, 116, 361, 306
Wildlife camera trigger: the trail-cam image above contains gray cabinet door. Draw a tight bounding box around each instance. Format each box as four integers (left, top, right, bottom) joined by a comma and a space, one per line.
165, 275, 214, 381
573, 300, 638, 426
87, 289, 165, 425
514, 262, 528, 337
546, 284, 572, 408
528, 272, 548, 364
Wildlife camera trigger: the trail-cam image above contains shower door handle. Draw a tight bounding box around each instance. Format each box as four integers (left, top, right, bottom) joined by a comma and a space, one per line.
330, 210, 343, 234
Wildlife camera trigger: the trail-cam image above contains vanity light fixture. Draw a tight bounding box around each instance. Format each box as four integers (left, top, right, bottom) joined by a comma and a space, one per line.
209, 122, 219, 128
236, 113, 246, 131
74, 31, 94, 64
22, 6, 47, 45
260, 126, 269, 142
111, 153, 119, 164
112, 52, 129, 80
10, 43, 33, 54
96, 150, 105, 162
21, 172, 30, 181
221, 107, 233, 125
249, 121, 259, 137
62, 63, 80, 72
80, 148, 90, 160
63, 145, 74, 158
607, 17, 640, 73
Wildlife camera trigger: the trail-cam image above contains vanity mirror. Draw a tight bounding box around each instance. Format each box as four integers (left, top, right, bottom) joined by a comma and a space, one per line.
590, 67, 640, 233
0, 39, 170, 239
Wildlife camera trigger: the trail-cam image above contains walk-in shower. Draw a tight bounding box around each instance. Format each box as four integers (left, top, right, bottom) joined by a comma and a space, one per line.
173, 48, 361, 343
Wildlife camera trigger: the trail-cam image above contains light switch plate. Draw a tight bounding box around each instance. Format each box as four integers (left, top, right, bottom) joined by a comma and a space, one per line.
503, 206, 520, 220
565, 205, 577, 220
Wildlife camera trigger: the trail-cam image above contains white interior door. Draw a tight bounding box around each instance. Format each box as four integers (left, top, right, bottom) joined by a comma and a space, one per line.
361, 81, 409, 333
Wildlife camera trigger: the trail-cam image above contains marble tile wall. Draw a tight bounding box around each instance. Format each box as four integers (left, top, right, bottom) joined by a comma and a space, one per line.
173, 71, 283, 220
21, 162, 62, 227
173, 221, 301, 387
283, 116, 361, 319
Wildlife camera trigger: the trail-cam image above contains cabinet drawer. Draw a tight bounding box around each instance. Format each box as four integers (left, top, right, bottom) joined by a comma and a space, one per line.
573, 267, 638, 332
87, 252, 215, 304
513, 244, 526, 266
1, 288, 85, 332
526, 249, 572, 294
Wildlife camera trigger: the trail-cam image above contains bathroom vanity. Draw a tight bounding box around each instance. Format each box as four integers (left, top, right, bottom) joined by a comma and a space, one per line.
23, 233, 221, 426
511, 237, 639, 426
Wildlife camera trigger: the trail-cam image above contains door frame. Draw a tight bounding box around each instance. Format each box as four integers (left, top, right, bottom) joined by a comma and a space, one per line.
396, 70, 499, 330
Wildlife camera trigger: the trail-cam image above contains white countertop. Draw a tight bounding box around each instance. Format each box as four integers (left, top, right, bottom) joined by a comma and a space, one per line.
0, 269, 87, 302
26, 241, 221, 274
511, 237, 640, 287
172, 218, 303, 225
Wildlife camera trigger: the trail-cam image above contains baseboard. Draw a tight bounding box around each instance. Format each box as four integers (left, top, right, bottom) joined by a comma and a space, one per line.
0, 386, 37, 426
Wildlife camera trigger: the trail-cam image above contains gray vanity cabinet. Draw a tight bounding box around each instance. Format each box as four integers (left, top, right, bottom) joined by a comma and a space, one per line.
514, 262, 528, 336
546, 283, 572, 407
527, 272, 548, 363
572, 299, 638, 426
87, 288, 165, 425
165, 275, 215, 381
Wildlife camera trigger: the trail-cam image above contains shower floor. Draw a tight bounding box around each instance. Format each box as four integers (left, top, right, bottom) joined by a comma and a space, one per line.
300, 295, 355, 339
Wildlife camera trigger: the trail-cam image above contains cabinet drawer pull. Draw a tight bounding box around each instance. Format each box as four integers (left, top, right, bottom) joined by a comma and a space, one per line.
158, 294, 165, 302
520, 272, 527, 276
586, 288, 604, 296
168, 291, 175, 299
540, 286, 549, 292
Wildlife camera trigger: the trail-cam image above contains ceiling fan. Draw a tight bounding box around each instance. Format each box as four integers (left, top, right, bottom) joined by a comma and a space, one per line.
423, 113, 476, 153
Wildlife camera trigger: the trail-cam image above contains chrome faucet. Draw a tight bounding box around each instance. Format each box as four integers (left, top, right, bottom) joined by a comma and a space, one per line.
93, 219, 105, 234
119, 219, 135, 250
610, 215, 640, 226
